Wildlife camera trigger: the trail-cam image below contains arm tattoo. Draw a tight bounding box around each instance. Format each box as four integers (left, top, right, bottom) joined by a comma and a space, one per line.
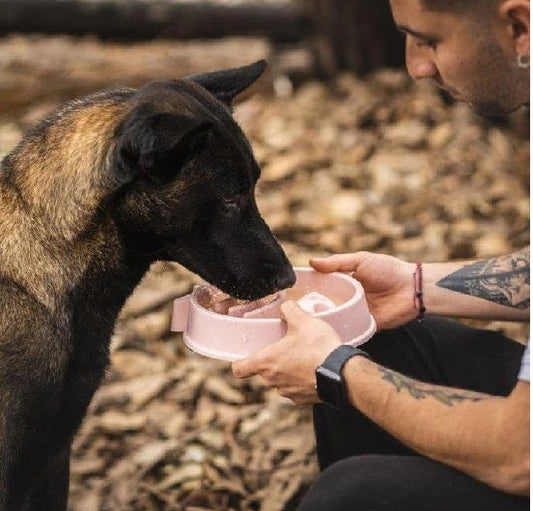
437, 247, 530, 309
378, 367, 490, 406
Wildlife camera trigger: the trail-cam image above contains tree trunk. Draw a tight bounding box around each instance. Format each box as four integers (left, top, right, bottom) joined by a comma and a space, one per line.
300, 0, 404, 76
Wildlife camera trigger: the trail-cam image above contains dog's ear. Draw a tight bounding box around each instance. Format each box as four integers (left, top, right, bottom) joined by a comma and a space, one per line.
115, 111, 211, 186
186, 60, 267, 106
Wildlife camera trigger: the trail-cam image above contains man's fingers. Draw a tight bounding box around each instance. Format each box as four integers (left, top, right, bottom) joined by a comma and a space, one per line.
232, 355, 261, 379
310, 253, 365, 273
232, 342, 278, 379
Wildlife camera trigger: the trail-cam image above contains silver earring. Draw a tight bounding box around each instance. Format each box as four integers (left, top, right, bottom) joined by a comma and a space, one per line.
517, 54, 530, 69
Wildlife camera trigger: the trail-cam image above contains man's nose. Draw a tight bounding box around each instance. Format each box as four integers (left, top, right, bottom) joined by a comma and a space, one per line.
405, 38, 437, 80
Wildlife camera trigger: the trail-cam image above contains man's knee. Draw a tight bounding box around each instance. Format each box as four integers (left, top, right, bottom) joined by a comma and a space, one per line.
298, 455, 402, 511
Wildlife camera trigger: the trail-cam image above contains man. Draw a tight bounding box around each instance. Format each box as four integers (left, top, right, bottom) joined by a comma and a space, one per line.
232, 0, 530, 509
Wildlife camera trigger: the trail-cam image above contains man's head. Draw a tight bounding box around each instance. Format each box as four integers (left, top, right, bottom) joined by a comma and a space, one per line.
389, 0, 530, 115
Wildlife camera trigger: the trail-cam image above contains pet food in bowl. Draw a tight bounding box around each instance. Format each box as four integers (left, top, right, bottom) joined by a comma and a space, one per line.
171, 267, 376, 361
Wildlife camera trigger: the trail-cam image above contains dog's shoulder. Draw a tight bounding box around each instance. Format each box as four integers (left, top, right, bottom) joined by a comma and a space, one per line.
0, 275, 63, 361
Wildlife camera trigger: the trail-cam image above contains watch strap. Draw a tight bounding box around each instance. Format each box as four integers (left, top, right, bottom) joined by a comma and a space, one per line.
315, 344, 371, 409
321, 344, 371, 375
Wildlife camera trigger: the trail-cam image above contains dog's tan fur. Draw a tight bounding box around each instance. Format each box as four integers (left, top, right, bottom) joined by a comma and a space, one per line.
0, 97, 131, 307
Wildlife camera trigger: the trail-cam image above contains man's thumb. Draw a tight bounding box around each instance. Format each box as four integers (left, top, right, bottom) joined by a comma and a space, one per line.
280, 300, 311, 331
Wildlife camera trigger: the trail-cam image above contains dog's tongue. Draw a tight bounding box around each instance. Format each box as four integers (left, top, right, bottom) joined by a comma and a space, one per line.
205, 285, 233, 304
203, 285, 280, 317
203, 286, 336, 319
228, 293, 281, 318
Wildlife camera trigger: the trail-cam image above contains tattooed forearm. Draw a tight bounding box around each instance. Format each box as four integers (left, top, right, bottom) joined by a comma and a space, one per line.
378, 367, 490, 406
437, 247, 530, 309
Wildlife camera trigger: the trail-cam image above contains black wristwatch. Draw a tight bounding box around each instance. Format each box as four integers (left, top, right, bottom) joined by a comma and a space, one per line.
315, 344, 372, 410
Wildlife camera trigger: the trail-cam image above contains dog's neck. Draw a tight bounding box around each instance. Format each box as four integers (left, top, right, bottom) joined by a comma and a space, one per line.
67, 231, 151, 361
0, 182, 150, 338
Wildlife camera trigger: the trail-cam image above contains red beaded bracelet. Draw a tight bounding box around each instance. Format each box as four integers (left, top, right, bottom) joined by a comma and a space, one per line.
413, 261, 426, 321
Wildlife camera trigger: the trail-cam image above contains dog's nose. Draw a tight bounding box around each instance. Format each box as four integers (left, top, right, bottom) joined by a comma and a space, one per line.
274, 267, 296, 291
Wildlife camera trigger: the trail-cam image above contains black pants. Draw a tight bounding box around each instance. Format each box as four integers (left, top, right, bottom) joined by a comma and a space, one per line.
299, 317, 529, 511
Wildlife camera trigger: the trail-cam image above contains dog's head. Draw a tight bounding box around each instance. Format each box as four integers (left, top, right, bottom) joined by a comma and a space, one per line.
110, 61, 295, 299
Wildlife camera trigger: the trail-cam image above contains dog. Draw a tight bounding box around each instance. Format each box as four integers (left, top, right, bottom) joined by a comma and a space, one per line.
0, 60, 296, 511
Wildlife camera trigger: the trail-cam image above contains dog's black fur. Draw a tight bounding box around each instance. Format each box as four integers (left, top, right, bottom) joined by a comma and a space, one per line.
0, 60, 295, 510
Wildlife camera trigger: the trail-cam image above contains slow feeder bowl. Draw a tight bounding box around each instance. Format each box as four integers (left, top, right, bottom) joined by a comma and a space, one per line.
171, 267, 376, 362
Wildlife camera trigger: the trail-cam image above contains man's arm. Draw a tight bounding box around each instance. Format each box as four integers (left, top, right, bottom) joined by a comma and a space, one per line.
311, 247, 530, 329
423, 247, 530, 320
343, 355, 530, 496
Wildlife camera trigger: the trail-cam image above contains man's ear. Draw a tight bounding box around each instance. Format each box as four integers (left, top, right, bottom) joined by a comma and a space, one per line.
115, 111, 211, 186
185, 60, 267, 106
500, 0, 530, 57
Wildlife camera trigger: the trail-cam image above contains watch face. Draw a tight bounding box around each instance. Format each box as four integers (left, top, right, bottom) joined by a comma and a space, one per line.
316, 366, 345, 409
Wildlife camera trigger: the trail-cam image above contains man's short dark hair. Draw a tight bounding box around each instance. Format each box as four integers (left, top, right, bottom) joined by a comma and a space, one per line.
421, 0, 498, 12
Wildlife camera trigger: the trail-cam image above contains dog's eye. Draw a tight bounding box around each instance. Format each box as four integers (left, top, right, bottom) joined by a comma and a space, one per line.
222, 197, 237, 206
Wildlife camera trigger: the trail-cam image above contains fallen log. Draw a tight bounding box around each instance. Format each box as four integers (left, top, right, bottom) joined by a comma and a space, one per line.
0, 0, 310, 43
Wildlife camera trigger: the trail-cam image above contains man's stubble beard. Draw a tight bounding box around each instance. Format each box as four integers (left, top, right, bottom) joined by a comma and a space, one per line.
466, 37, 524, 116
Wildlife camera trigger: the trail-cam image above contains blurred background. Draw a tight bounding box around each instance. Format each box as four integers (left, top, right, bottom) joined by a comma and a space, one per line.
0, 1, 529, 509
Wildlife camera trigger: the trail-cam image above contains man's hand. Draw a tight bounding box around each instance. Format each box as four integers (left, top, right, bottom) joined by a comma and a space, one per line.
232, 300, 342, 405
311, 252, 417, 330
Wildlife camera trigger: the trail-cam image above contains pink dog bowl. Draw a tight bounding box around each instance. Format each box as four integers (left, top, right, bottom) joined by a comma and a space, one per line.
171, 267, 376, 361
